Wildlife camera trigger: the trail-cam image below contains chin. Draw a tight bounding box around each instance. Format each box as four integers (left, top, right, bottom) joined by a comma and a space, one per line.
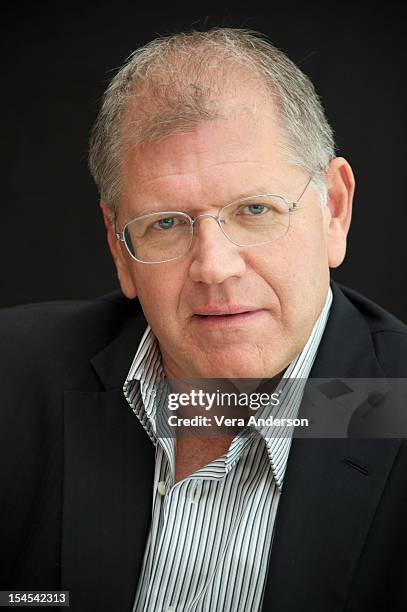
193, 351, 278, 380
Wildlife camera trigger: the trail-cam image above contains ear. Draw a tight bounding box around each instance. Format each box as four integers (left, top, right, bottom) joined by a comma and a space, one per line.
325, 157, 355, 268
100, 200, 138, 299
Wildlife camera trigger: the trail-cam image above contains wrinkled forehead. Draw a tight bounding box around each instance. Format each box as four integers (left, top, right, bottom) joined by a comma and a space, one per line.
117, 114, 299, 222
121, 80, 284, 173
125, 111, 281, 175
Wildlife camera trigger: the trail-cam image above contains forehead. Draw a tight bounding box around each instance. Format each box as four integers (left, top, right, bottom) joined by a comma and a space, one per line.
120, 99, 292, 214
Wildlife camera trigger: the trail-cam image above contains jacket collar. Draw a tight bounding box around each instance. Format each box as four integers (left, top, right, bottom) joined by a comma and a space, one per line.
90, 302, 148, 390
309, 281, 386, 379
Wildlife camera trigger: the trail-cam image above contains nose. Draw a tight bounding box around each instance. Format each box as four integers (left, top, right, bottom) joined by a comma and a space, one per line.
188, 215, 246, 284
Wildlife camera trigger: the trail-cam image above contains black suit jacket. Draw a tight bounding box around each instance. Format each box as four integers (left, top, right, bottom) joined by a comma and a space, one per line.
1, 282, 407, 611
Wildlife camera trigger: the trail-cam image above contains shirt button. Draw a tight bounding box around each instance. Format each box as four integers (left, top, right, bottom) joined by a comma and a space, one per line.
157, 481, 166, 496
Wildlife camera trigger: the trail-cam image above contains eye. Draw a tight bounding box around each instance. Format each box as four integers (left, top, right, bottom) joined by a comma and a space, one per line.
152, 216, 183, 230
237, 203, 275, 217
243, 204, 268, 215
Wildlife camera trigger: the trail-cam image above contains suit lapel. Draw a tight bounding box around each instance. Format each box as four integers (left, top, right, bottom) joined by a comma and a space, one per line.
61, 307, 155, 612
262, 436, 400, 611
261, 282, 401, 611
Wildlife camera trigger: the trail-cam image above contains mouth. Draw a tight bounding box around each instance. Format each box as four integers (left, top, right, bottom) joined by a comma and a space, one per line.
193, 308, 267, 328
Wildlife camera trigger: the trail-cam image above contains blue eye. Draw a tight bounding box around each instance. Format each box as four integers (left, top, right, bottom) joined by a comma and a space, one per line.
156, 217, 177, 230
246, 204, 267, 215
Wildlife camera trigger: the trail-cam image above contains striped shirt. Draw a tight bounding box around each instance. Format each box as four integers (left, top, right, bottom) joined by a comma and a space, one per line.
123, 287, 333, 612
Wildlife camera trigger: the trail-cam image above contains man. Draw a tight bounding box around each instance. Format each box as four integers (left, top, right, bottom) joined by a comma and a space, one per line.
1, 28, 406, 612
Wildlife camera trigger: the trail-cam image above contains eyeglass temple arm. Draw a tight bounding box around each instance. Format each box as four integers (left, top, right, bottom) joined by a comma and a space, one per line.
298, 175, 314, 201
289, 174, 313, 211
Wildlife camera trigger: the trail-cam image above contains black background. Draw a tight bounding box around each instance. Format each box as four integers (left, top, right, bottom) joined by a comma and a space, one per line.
2, 1, 406, 322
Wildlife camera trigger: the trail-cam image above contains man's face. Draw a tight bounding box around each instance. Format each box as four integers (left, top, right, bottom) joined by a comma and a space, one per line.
106, 99, 352, 379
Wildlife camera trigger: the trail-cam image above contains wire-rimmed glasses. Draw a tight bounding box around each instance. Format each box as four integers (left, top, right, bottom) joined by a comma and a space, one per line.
115, 175, 313, 264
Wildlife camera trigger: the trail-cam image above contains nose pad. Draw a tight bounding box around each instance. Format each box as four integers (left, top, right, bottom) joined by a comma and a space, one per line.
192, 213, 223, 234
190, 216, 228, 254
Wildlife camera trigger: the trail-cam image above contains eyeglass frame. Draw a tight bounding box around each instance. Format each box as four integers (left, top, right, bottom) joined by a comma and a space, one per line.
115, 174, 314, 264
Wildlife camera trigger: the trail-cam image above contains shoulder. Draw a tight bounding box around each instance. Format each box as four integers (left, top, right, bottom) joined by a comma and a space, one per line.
337, 283, 406, 334
334, 282, 407, 376
0, 289, 140, 343
0, 290, 144, 385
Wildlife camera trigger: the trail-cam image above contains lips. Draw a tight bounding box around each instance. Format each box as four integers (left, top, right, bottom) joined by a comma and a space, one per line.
193, 306, 260, 316
191, 306, 268, 330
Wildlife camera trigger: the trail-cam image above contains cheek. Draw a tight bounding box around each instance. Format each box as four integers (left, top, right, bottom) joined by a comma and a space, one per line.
131, 266, 184, 324
283, 224, 330, 315
287, 210, 329, 270
252, 224, 329, 309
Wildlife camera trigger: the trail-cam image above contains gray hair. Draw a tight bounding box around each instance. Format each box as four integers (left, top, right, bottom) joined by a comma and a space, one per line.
88, 28, 335, 219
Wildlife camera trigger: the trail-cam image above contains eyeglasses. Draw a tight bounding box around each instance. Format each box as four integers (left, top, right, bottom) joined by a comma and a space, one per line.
115, 175, 313, 264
